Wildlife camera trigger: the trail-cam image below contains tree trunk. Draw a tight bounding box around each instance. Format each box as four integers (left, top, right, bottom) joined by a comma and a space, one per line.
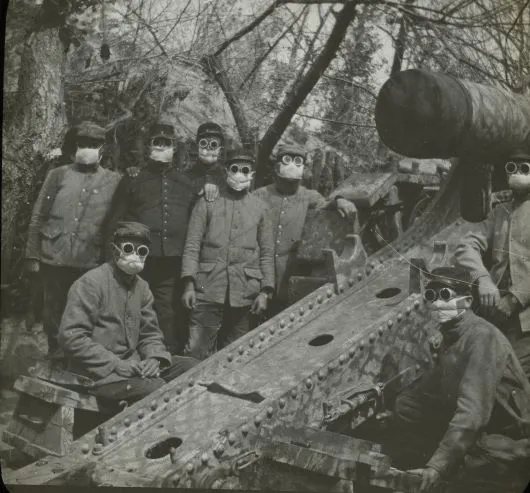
1, 25, 67, 288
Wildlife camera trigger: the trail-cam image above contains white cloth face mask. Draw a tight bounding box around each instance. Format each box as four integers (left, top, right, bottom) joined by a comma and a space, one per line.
226, 171, 254, 191
150, 146, 174, 163
430, 296, 471, 323
75, 146, 101, 165
277, 161, 304, 180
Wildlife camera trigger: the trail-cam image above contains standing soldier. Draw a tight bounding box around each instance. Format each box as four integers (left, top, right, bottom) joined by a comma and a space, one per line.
106, 119, 224, 354
454, 148, 530, 379
181, 149, 274, 360
25, 121, 121, 356
253, 143, 357, 315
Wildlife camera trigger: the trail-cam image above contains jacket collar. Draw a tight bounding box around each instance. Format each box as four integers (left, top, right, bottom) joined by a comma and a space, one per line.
73, 163, 100, 173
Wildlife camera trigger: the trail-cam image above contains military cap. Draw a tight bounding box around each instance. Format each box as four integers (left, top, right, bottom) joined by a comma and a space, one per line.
76, 121, 106, 141
225, 148, 255, 167
424, 266, 472, 295
197, 121, 224, 140
113, 221, 151, 245
507, 147, 530, 161
150, 117, 175, 140
275, 143, 306, 160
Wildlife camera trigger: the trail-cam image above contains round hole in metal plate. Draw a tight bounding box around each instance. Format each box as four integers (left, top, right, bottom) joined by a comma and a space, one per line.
145, 437, 182, 459
309, 334, 334, 346
375, 287, 401, 299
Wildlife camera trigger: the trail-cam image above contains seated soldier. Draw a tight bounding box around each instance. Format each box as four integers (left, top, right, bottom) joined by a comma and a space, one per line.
58, 221, 197, 407
386, 266, 530, 493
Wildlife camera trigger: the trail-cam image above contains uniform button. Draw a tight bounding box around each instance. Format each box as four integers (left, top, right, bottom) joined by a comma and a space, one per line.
275, 254, 279, 257
75, 218, 79, 221
78, 202, 82, 206
276, 240, 280, 244
281, 211, 285, 215
82, 188, 87, 192
278, 225, 283, 229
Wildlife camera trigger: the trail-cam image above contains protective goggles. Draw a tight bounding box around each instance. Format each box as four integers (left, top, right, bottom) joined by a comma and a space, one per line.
77, 137, 103, 149
229, 163, 253, 175
198, 138, 222, 150
281, 155, 304, 166
151, 137, 173, 147
116, 242, 150, 257
423, 287, 459, 303
505, 161, 530, 175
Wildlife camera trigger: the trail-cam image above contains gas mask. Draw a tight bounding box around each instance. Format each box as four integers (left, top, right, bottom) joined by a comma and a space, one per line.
113, 242, 149, 275
424, 286, 471, 324
75, 146, 102, 166
505, 161, 530, 191
226, 163, 254, 192
198, 137, 222, 166
276, 154, 305, 180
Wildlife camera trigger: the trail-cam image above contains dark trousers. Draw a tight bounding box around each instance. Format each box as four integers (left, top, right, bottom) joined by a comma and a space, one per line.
185, 299, 251, 360
141, 256, 187, 355
41, 264, 88, 355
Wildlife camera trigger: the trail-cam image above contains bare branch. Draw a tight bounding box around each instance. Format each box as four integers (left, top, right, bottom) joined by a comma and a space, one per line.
320, 75, 377, 99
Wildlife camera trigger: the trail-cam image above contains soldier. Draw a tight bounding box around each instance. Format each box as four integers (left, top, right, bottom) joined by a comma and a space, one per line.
25, 121, 121, 356
58, 222, 197, 407
106, 119, 223, 354
253, 143, 357, 315
388, 266, 530, 493
181, 149, 274, 360
454, 148, 530, 379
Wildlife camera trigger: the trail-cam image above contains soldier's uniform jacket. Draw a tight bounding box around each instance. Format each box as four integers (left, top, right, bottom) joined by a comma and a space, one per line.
454, 196, 530, 331
252, 184, 329, 301
107, 161, 224, 257
181, 185, 274, 307
26, 164, 121, 268
58, 262, 171, 386
424, 311, 530, 476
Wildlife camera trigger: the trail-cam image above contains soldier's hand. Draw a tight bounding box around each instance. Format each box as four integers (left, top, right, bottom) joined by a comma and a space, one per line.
250, 292, 268, 315
336, 198, 357, 219
25, 259, 40, 274
200, 183, 220, 202
125, 166, 140, 178
139, 358, 160, 378
477, 276, 500, 315
182, 288, 196, 310
496, 294, 520, 319
115, 360, 142, 378
408, 467, 441, 492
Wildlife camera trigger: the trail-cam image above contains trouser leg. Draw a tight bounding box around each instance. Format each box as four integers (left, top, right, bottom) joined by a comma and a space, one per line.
88, 377, 166, 406
185, 300, 223, 360
218, 304, 251, 349
41, 264, 86, 356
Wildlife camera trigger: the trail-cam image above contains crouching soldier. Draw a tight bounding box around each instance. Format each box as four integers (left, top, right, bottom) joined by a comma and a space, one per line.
58, 222, 197, 407
253, 143, 357, 315
26, 121, 121, 356
181, 150, 274, 360
387, 266, 530, 493
454, 148, 530, 379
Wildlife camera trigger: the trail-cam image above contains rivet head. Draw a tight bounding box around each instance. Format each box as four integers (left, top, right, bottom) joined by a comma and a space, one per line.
164, 394, 170, 403
326, 289, 333, 298
305, 378, 313, 389
397, 313, 403, 321
416, 364, 421, 371
338, 283, 344, 292
370, 261, 375, 268
328, 362, 335, 372
92, 444, 103, 455
249, 339, 255, 347
150, 400, 157, 411
227, 353, 233, 362
81, 443, 90, 454
357, 273, 363, 280
242, 425, 249, 436
269, 326, 276, 334
414, 300, 420, 309
259, 332, 266, 341
201, 453, 209, 465
279, 398, 286, 408
254, 415, 262, 427
289, 313, 295, 321
378, 326, 384, 335
176, 387, 183, 395
299, 307, 305, 315
266, 407, 274, 417
406, 306, 411, 315
186, 463, 194, 474
124, 418, 131, 427
291, 389, 297, 398
348, 278, 354, 286
348, 347, 356, 357
339, 354, 347, 364
138, 409, 144, 419
387, 319, 393, 328
318, 370, 326, 380
359, 341, 364, 350
280, 320, 286, 328
108, 436, 115, 442
369, 333, 376, 343
317, 295, 323, 303
228, 433, 236, 445
238, 346, 244, 355
308, 301, 314, 309
110, 427, 117, 435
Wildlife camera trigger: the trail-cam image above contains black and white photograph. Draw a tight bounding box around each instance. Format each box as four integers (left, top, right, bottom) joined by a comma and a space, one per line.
1, 0, 529, 492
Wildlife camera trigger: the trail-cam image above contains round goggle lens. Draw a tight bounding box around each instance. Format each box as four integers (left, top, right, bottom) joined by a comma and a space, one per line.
423, 289, 437, 303
121, 243, 134, 254
137, 245, 150, 257
520, 162, 530, 175
505, 162, 518, 174
439, 287, 453, 302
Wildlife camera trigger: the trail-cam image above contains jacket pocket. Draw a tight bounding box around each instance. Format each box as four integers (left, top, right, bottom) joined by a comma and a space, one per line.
40, 223, 63, 239
195, 262, 217, 292
243, 267, 263, 298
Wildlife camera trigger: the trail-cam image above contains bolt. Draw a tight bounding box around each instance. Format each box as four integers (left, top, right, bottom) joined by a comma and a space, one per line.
291, 389, 297, 399
289, 313, 295, 321
279, 398, 286, 408
266, 407, 274, 418
242, 425, 249, 436
238, 346, 244, 355
109, 436, 115, 443
397, 313, 402, 322
378, 326, 384, 335
357, 273, 363, 280
308, 301, 314, 309
249, 339, 255, 347
188, 380, 194, 387
138, 409, 144, 419
81, 444, 90, 454
201, 453, 209, 465
348, 278, 354, 286
186, 463, 194, 475
416, 364, 421, 372
254, 415, 262, 427
299, 307, 305, 315
259, 332, 266, 341
227, 353, 233, 362
164, 394, 170, 403
406, 307, 411, 315
150, 400, 157, 411
172, 475, 181, 486
110, 427, 117, 435
326, 289, 333, 298
228, 433, 236, 445
338, 283, 344, 292
339, 354, 347, 364
387, 319, 393, 328
328, 362, 335, 372
348, 347, 356, 357
280, 320, 286, 328
359, 341, 364, 350
414, 300, 420, 309
92, 444, 103, 455
127, 467, 135, 473
369, 261, 375, 268
305, 378, 313, 389
369, 333, 376, 343
317, 370, 326, 380
317, 295, 323, 303
177, 387, 183, 395
269, 326, 276, 334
